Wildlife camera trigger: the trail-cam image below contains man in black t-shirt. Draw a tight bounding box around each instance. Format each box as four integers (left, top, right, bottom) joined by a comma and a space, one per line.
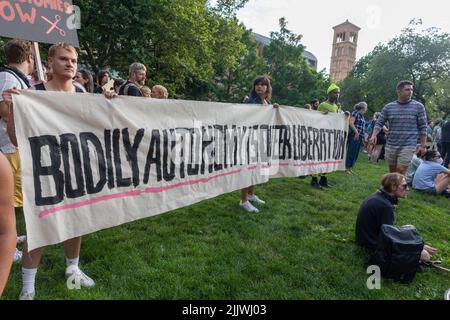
118, 62, 147, 97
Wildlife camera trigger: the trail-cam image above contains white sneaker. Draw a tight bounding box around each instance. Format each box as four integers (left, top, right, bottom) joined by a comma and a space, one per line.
17, 235, 27, 244
19, 290, 35, 300
65, 266, 95, 288
13, 248, 22, 263
240, 200, 259, 213
248, 194, 266, 205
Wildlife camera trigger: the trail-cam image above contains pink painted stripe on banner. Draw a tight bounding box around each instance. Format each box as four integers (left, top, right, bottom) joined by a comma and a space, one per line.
260, 160, 343, 168
38, 169, 241, 218
38, 160, 343, 218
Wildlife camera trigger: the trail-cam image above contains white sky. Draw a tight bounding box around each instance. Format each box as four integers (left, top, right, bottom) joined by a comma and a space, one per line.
230, 0, 450, 73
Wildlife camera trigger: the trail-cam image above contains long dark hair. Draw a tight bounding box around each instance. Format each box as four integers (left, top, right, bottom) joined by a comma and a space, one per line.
250, 76, 272, 101
424, 150, 439, 161
96, 70, 111, 86
78, 70, 94, 93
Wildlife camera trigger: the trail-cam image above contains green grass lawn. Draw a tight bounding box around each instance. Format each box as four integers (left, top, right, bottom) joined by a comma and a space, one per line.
3, 155, 450, 300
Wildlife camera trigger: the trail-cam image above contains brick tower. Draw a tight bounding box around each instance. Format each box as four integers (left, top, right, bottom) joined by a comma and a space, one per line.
329, 20, 360, 83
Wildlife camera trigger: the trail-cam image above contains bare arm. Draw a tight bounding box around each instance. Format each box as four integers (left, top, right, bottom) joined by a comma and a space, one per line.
0, 153, 16, 296
349, 116, 360, 141
0, 101, 9, 121
1, 88, 21, 147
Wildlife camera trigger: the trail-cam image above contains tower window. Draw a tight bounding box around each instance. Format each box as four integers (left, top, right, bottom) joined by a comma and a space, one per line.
336, 32, 346, 43
350, 32, 357, 43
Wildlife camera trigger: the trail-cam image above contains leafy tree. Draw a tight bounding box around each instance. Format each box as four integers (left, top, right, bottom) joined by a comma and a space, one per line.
209, 0, 249, 17
341, 19, 450, 118
76, 0, 218, 97
207, 24, 265, 102
263, 18, 328, 107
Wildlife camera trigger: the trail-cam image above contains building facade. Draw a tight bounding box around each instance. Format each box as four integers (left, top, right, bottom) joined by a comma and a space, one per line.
329, 20, 360, 83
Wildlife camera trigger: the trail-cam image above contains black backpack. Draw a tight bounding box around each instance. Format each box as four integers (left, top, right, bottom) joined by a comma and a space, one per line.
370, 224, 424, 283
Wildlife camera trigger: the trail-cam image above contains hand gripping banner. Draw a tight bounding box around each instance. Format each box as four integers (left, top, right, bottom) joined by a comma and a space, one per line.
13, 91, 348, 250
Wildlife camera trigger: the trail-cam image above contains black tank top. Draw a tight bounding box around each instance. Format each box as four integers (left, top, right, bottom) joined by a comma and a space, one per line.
34, 83, 84, 93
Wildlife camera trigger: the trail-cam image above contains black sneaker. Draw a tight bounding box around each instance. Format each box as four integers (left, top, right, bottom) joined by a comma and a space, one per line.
319, 176, 331, 188
311, 177, 322, 189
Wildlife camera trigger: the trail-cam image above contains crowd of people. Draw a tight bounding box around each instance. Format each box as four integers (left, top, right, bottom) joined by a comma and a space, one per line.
0, 39, 448, 298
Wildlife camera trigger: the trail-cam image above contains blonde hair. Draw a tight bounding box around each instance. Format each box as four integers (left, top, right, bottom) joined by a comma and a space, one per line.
151, 85, 169, 98
380, 173, 404, 192
48, 43, 78, 58
141, 86, 152, 97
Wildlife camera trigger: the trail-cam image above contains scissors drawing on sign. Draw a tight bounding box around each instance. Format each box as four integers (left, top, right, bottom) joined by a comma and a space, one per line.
41, 15, 66, 37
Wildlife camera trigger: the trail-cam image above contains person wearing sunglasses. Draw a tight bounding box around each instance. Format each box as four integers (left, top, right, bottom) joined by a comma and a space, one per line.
412, 150, 450, 197
355, 173, 437, 262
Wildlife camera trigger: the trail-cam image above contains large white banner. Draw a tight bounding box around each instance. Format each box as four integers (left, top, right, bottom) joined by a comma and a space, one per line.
13, 91, 348, 250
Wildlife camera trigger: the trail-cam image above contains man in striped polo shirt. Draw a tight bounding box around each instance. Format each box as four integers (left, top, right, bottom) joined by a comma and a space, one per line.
370, 80, 428, 175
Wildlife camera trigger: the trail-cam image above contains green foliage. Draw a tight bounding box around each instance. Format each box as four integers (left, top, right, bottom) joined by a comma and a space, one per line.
207, 25, 265, 102
210, 0, 249, 17
341, 20, 450, 119
264, 18, 329, 107
1, 2, 327, 105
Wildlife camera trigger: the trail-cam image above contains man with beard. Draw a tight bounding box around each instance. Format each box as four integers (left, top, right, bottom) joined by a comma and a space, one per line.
118, 62, 147, 97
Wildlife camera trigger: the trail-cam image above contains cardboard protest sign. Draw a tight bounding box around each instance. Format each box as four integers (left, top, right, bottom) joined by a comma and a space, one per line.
102, 79, 115, 92
0, 0, 79, 46
13, 91, 348, 250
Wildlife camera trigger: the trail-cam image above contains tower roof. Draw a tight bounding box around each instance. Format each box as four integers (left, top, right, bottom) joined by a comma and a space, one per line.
332, 19, 361, 31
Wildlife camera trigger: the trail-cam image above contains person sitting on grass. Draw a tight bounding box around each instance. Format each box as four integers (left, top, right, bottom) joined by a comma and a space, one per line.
412, 150, 450, 197
355, 173, 437, 262
405, 147, 427, 186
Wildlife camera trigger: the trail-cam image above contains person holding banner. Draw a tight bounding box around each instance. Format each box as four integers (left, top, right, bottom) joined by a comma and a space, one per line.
74, 70, 94, 93
311, 83, 341, 188
240, 76, 277, 213
0, 39, 35, 263
118, 62, 147, 97
94, 70, 112, 94
0, 152, 16, 297
151, 85, 169, 99
2, 43, 100, 300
